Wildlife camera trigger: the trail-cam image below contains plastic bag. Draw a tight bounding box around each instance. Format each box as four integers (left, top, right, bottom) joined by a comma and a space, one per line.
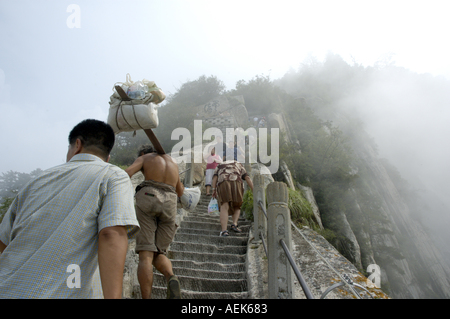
179, 187, 201, 212
208, 198, 219, 215
127, 80, 149, 100
112, 74, 165, 104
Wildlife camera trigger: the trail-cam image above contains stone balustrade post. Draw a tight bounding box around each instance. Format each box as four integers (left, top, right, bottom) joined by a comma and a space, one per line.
267, 181, 293, 299
252, 174, 267, 244
243, 159, 252, 192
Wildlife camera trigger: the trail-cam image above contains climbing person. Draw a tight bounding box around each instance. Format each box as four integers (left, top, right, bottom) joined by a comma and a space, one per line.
225, 141, 244, 162
125, 145, 184, 299
259, 117, 266, 127
211, 157, 253, 237
214, 135, 227, 159
205, 147, 222, 196
0, 119, 140, 298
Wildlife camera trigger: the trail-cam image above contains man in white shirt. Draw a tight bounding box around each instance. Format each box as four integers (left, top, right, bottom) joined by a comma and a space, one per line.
0, 119, 139, 298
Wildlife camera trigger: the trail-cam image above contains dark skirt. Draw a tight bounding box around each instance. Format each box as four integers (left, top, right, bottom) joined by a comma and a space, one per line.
217, 180, 244, 215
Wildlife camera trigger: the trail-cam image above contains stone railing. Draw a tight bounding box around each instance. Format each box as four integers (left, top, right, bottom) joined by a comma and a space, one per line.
252, 173, 315, 299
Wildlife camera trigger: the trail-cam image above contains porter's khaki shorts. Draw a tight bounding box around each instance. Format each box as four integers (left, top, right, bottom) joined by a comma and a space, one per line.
134, 180, 178, 255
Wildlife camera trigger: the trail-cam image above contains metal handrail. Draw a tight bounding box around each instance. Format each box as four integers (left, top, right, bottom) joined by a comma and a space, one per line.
320, 274, 373, 299
260, 233, 268, 257
257, 200, 268, 256
179, 168, 191, 175
257, 197, 371, 299
258, 200, 267, 219
280, 239, 315, 299
291, 223, 363, 299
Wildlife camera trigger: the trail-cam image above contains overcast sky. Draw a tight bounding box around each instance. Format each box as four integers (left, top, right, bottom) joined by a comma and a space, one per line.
1, 0, 450, 175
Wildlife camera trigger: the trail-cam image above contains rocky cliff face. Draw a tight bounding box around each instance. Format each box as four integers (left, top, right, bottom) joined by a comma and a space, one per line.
268, 106, 450, 298
349, 141, 450, 298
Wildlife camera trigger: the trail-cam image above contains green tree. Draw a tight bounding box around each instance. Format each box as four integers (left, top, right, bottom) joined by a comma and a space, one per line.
0, 169, 43, 222
0, 169, 43, 199
0, 197, 14, 223
109, 131, 149, 166
231, 74, 287, 116
155, 75, 226, 153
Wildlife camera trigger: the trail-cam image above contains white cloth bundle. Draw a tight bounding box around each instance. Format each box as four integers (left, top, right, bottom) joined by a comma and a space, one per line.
108, 94, 159, 134
107, 74, 165, 134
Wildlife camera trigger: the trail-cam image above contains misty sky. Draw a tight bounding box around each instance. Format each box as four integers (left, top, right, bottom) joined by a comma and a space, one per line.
1, 0, 450, 189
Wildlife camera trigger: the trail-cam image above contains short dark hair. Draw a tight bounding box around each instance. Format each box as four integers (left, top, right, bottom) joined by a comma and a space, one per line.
68, 119, 115, 159
138, 144, 155, 157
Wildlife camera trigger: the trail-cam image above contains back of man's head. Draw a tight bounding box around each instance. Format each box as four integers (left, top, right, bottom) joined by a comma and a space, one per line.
138, 144, 155, 157
68, 119, 115, 160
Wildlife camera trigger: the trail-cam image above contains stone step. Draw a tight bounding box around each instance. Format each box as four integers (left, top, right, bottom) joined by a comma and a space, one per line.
170, 260, 246, 273
170, 241, 248, 255
180, 220, 251, 232
182, 215, 250, 227
152, 273, 248, 293
168, 250, 246, 265
172, 233, 249, 246
139, 285, 248, 299
175, 227, 249, 238
170, 267, 246, 280
183, 213, 251, 223
140, 193, 252, 299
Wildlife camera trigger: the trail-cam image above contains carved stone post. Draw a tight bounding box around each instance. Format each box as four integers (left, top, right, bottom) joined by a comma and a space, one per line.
267, 182, 293, 299
252, 174, 266, 244
243, 157, 252, 193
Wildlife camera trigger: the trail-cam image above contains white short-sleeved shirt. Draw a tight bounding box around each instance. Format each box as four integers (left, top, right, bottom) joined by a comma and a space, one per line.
0, 153, 139, 298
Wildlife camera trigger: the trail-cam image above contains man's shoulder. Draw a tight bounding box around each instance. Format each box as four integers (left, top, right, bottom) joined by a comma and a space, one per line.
143, 153, 176, 163
107, 163, 129, 176
68, 159, 128, 180
226, 161, 245, 171
218, 161, 238, 168
142, 153, 179, 176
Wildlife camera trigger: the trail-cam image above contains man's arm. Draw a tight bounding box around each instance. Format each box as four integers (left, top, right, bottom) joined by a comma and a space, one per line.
245, 175, 254, 192
0, 240, 6, 254
211, 175, 218, 198
98, 226, 128, 299
124, 156, 144, 178
176, 176, 185, 198
169, 155, 185, 197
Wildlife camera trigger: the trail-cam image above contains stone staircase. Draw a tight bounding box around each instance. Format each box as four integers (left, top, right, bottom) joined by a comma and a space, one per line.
145, 195, 252, 299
